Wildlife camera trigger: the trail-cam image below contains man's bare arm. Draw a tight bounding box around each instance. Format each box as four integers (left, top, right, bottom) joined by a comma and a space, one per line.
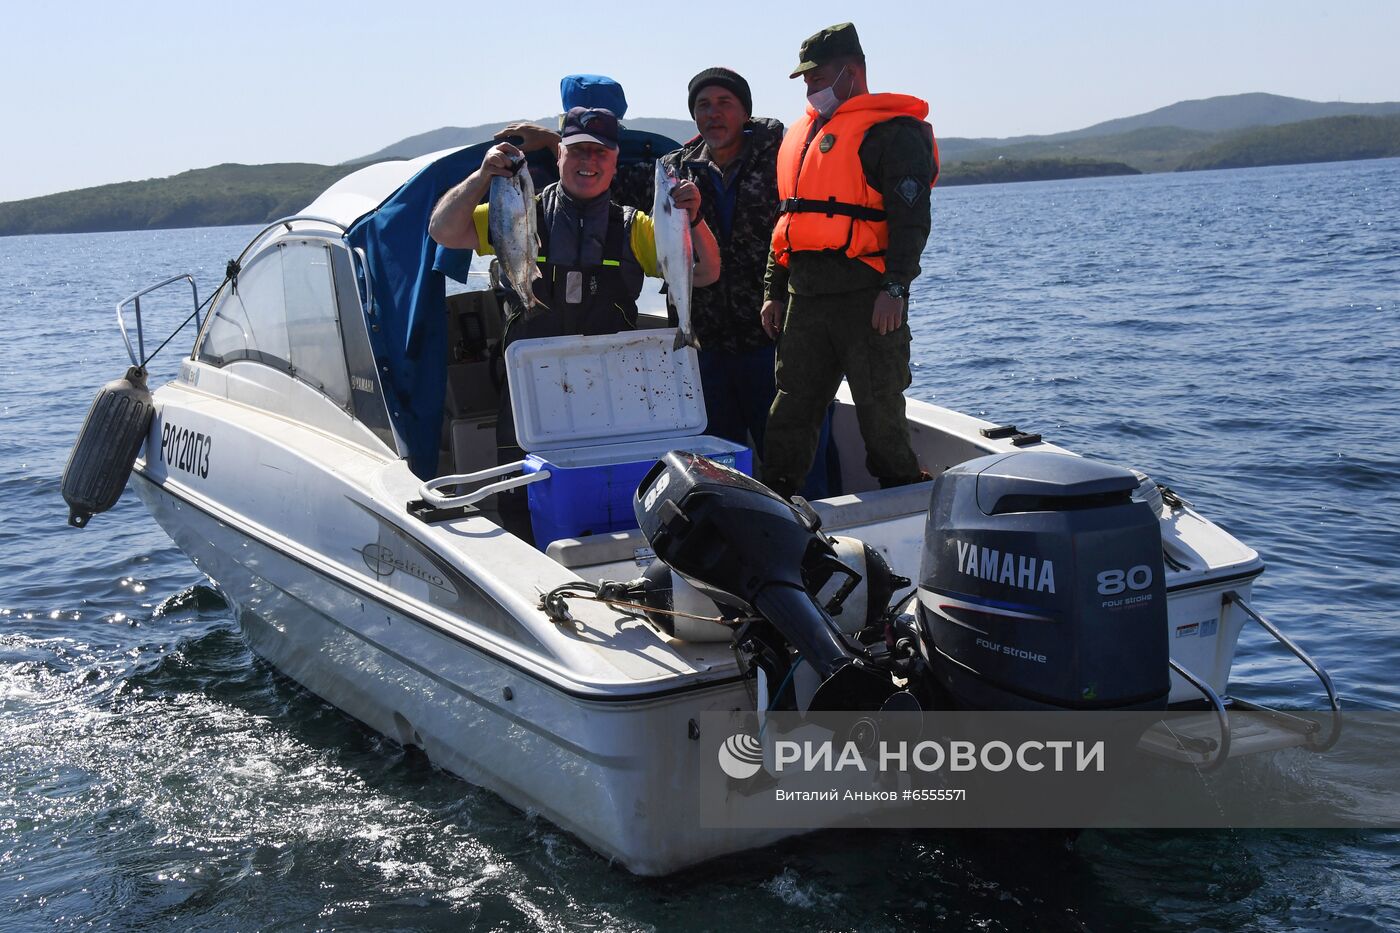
495, 122, 561, 159
427, 142, 523, 250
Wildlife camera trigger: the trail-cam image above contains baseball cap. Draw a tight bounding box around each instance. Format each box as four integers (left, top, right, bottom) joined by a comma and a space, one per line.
559, 107, 620, 150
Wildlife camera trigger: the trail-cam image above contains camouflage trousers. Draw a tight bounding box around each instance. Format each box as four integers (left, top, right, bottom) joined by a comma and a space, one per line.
762, 289, 920, 498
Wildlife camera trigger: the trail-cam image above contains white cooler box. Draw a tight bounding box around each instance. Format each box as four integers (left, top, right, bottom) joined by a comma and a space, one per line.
506, 330, 752, 546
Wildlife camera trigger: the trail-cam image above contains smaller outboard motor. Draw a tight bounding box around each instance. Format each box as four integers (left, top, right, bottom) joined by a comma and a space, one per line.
62, 366, 155, 527
919, 451, 1169, 710
634, 451, 900, 711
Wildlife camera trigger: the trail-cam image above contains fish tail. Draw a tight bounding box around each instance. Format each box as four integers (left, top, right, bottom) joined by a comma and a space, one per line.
673, 328, 698, 351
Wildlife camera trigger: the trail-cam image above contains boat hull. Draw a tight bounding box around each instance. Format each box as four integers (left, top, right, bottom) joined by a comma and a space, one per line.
129, 373, 1265, 872
133, 472, 792, 875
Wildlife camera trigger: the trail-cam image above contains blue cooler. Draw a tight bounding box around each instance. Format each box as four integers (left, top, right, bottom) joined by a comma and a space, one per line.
522, 437, 750, 546
506, 331, 752, 547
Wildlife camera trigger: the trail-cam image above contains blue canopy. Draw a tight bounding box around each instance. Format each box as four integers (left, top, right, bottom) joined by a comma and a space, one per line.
346, 143, 490, 477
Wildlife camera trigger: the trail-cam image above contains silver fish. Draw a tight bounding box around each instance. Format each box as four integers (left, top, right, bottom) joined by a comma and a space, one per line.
488, 163, 543, 309
652, 161, 697, 350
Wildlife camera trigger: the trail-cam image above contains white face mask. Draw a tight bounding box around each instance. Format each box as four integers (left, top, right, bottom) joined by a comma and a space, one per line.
806, 66, 847, 118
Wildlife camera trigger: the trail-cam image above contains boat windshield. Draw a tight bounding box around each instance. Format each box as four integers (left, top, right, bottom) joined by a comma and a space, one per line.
197, 238, 352, 406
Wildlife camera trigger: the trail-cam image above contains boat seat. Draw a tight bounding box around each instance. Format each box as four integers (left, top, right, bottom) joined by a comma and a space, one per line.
546, 528, 648, 570
809, 481, 932, 532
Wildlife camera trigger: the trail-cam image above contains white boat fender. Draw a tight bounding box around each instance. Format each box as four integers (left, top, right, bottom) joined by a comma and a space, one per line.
62, 366, 154, 527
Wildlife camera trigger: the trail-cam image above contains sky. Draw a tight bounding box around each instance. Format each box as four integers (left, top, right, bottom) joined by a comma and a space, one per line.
2, 0, 1397, 203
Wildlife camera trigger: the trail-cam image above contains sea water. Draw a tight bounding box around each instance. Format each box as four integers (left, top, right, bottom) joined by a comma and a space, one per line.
2, 158, 1397, 931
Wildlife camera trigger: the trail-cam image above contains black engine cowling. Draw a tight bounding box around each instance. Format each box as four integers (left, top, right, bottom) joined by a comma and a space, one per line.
633, 451, 902, 711
918, 451, 1169, 710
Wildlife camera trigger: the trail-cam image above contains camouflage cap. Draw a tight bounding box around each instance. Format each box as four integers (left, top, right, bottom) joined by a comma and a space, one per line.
789, 22, 864, 78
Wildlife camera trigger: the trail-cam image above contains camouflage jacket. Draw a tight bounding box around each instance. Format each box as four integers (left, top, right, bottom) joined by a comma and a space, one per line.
625, 117, 784, 354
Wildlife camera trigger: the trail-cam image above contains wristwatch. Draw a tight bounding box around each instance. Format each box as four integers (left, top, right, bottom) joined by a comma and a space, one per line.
882, 282, 907, 300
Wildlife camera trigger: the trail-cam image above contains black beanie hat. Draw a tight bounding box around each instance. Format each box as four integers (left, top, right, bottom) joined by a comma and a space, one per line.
687, 67, 752, 116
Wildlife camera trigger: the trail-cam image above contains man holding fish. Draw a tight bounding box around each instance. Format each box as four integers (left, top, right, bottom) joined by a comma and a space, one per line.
652, 68, 829, 489
428, 106, 719, 344
429, 105, 719, 542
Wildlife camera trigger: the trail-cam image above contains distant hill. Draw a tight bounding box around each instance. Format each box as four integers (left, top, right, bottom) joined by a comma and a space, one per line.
1056, 92, 1400, 140
350, 125, 508, 164
944, 125, 1223, 174
0, 163, 357, 236
352, 117, 697, 163
6, 94, 1400, 236
936, 92, 1400, 171
940, 158, 1141, 186
1176, 114, 1400, 171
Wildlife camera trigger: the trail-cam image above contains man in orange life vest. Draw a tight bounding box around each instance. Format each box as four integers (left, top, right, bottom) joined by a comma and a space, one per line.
759, 22, 938, 499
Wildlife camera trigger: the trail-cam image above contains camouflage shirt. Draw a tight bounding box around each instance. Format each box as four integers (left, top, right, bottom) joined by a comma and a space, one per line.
623, 118, 785, 354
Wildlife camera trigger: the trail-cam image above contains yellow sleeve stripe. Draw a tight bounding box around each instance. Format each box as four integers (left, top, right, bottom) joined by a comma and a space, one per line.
630, 210, 659, 278
472, 204, 494, 256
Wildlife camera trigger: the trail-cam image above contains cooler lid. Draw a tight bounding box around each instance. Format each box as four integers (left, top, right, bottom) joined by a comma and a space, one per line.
505, 330, 707, 452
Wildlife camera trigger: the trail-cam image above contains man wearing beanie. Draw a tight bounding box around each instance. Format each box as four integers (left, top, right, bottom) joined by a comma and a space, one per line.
760, 22, 937, 499
639, 66, 832, 496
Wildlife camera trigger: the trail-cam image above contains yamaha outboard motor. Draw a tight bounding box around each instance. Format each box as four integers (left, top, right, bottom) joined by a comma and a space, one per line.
918, 451, 1169, 710
634, 452, 906, 711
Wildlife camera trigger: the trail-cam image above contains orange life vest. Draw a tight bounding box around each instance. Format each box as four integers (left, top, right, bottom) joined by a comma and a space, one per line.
771, 93, 935, 272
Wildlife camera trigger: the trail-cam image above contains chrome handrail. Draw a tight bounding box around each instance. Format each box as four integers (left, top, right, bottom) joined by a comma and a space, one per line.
1168, 658, 1232, 771
113, 216, 369, 377
1225, 591, 1342, 749
116, 273, 200, 368
419, 461, 551, 509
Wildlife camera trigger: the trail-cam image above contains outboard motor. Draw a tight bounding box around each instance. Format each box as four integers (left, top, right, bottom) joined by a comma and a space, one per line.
634, 451, 908, 711
918, 451, 1169, 710
639, 533, 902, 644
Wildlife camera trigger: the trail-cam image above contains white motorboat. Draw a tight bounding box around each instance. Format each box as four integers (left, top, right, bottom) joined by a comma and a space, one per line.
62, 144, 1338, 875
